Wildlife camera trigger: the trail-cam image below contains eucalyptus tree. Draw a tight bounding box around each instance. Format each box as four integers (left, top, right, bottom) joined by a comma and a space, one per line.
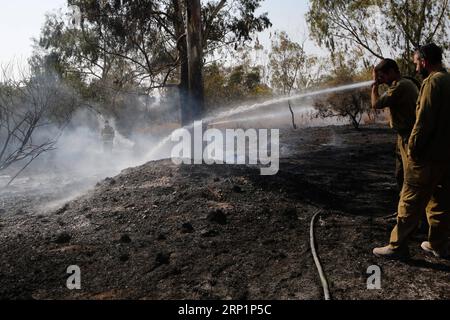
307, 0, 450, 74
37, 0, 271, 125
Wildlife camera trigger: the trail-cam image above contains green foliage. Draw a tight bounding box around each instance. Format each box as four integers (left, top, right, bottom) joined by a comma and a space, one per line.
313, 52, 372, 130
32, 0, 271, 126
269, 31, 319, 95
42, 0, 272, 90
307, 0, 450, 75
204, 62, 272, 110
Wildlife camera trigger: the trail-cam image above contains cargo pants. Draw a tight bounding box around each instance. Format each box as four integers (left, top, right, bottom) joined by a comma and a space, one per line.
389, 147, 450, 252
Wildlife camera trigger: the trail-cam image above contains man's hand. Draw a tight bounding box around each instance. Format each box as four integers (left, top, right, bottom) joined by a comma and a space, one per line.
372, 67, 379, 88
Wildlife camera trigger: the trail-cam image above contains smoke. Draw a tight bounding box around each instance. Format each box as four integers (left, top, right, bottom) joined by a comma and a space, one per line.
33, 108, 156, 176
1, 77, 382, 215
0, 92, 168, 212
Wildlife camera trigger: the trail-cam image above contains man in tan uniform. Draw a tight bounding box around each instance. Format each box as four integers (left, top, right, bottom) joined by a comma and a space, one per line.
374, 43, 450, 259
371, 59, 419, 192
101, 120, 115, 154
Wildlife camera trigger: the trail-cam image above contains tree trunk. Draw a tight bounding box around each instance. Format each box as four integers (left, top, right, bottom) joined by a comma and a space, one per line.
288, 100, 297, 130
185, 0, 205, 123
173, 0, 190, 126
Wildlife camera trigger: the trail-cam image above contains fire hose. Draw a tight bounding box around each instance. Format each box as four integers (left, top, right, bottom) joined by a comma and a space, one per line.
310, 209, 331, 300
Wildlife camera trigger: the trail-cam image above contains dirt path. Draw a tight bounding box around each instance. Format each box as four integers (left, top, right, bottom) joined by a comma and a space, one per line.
0, 124, 449, 300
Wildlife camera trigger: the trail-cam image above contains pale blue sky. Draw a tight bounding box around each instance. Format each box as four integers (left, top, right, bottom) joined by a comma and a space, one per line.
0, 0, 318, 67
258, 0, 314, 49
0, 0, 67, 66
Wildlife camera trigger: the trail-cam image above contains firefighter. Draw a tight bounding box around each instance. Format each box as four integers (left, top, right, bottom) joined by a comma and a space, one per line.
101, 120, 115, 154
371, 59, 419, 192
374, 43, 450, 259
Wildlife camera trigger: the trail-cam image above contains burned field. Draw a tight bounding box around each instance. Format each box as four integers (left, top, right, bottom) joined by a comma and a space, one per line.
0, 124, 449, 300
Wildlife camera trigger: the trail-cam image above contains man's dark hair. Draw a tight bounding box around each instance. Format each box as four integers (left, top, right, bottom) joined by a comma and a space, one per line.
416, 43, 443, 65
375, 58, 400, 74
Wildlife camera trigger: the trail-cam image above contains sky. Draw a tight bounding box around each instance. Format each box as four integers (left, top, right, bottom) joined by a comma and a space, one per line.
0, 0, 67, 66
0, 0, 320, 68
258, 0, 321, 53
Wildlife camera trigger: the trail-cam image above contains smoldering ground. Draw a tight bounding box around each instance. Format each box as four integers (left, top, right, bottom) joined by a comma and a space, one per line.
3, 76, 447, 300
0, 76, 387, 219
1, 123, 449, 300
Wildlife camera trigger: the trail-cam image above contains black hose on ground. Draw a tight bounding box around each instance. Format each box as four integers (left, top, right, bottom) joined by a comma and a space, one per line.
310, 209, 331, 300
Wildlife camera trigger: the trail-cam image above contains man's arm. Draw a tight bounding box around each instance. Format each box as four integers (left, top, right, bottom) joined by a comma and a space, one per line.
374, 81, 405, 110
371, 68, 381, 109
370, 68, 404, 110
408, 78, 440, 161
371, 82, 381, 109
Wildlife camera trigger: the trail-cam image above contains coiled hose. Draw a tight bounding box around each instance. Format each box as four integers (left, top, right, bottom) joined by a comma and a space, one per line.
310, 209, 331, 300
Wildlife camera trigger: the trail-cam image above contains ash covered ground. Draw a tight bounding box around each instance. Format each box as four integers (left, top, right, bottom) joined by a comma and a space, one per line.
0, 124, 449, 300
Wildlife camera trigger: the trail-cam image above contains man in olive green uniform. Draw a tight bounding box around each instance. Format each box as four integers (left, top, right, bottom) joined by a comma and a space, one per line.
371, 59, 419, 192
101, 120, 115, 154
374, 43, 450, 259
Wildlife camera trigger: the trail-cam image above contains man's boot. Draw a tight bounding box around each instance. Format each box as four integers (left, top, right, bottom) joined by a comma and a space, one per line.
421, 242, 448, 259
373, 246, 410, 260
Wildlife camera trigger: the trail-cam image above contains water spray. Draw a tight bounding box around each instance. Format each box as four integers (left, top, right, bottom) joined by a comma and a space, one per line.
204, 81, 373, 123
147, 81, 373, 161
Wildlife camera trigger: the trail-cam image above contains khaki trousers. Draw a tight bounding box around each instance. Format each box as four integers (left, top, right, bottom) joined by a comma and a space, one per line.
389, 152, 450, 251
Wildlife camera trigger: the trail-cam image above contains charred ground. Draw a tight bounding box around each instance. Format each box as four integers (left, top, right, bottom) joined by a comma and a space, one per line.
0, 124, 449, 300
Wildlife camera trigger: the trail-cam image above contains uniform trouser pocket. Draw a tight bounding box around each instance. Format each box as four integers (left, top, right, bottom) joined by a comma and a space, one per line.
404, 160, 432, 188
